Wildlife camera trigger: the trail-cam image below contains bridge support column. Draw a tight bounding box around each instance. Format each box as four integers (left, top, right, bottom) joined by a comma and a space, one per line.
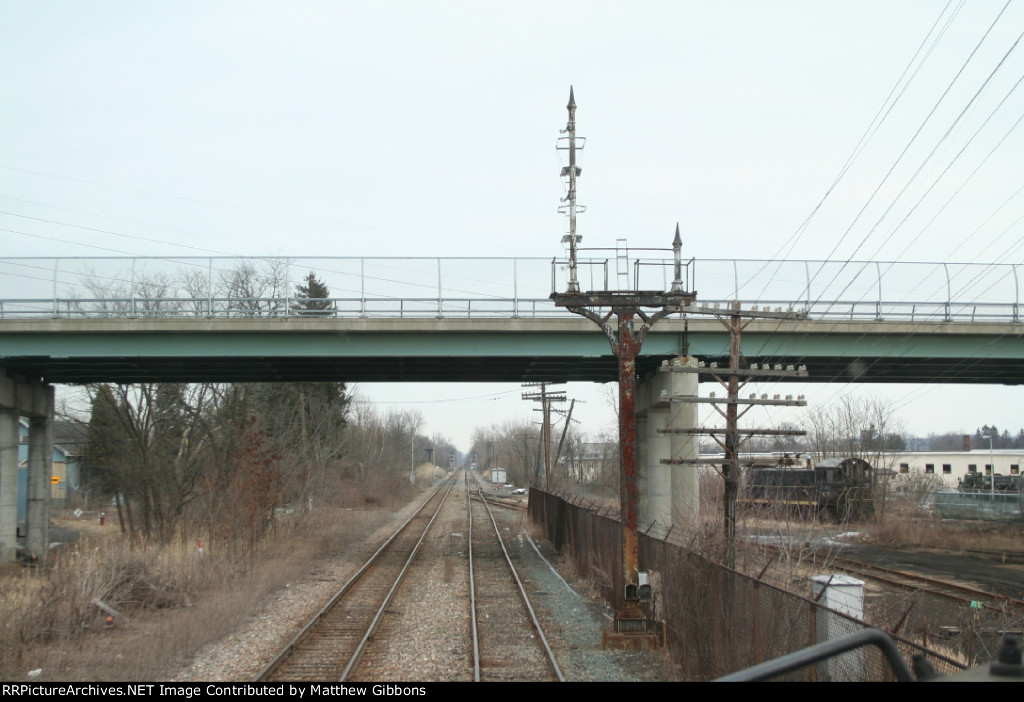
637, 358, 699, 537
0, 408, 17, 562
0, 373, 54, 563
668, 358, 699, 534
638, 375, 671, 533
27, 415, 53, 561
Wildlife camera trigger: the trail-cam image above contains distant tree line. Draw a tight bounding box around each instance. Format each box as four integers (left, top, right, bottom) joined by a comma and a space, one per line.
905, 426, 1024, 451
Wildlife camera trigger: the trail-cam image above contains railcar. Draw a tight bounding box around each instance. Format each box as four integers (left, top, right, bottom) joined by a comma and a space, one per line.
958, 473, 1023, 493
739, 456, 874, 521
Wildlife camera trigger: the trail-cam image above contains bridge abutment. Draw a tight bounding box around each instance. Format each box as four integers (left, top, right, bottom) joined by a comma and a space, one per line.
0, 373, 54, 562
637, 358, 699, 537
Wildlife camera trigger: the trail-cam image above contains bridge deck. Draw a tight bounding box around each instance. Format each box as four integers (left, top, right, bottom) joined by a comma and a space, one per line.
1, 317, 1021, 385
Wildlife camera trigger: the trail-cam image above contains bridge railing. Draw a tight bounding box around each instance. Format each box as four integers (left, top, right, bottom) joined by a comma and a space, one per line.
0, 297, 1018, 323
0, 296, 573, 319
0, 256, 1018, 322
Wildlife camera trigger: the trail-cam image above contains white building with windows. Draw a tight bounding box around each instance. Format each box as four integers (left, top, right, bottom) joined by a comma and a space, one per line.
891, 449, 1024, 489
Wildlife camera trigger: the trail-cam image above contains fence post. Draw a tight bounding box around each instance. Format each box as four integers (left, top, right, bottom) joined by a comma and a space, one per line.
733, 259, 738, 302
876, 262, 882, 320
1013, 263, 1019, 322
805, 260, 811, 309
944, 263, 951, 321
809, 602, 818, 682
52, 259, 59, 317
285, 260, 292, 316
130, 258, 137, 317
360, 258, 366, 318
753, 581, 762, 665
513, 258, 519, 318
712, 569, 722, 678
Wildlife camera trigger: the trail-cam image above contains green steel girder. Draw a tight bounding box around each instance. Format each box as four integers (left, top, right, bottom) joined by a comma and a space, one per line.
0, 318, 1022, 385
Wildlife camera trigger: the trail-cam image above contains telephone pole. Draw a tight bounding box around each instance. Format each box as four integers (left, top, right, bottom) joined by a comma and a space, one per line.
658, 301, 807, 568
522, 382, 566, 490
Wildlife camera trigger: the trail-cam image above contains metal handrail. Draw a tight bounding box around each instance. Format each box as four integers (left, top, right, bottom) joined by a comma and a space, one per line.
713, 628, 915, 682
0, 296, 1021, 321
0, 256, 1019, 322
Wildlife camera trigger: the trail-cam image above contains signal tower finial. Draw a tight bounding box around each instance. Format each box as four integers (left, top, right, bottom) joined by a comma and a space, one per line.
559, 86, 585, 292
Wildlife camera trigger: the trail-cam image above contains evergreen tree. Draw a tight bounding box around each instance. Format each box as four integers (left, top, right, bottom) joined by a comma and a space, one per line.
244, 381, 349, 504
84, 384, 125, 500
292, 271, 334, 316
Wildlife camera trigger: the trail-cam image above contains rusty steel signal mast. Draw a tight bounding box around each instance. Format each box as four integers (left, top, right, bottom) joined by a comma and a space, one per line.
549, 87, 809, 643
551, 87, 697, 645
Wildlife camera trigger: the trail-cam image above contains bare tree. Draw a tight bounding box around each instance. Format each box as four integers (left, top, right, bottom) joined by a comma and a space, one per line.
179, 267, 213, 316
804, 395, 907, 520
85, 383, 220, 542
219, 259, 290, 317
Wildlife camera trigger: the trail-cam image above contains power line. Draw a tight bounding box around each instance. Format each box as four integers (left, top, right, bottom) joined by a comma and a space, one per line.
754, 0, 963, 300
804, 0, 1014, 299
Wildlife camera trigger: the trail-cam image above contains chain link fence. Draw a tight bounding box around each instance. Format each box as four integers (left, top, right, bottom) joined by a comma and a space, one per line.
530, 488, 974, 681
0, 256, 1019, 321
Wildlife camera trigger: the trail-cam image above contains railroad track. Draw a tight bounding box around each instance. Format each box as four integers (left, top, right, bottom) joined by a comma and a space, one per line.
827, 555, 1024, 614
471, 491, 527, 512
958, 547, 1024, 566
255, 471, 563, 682
467, 471, 564, 682
254, 475, 458, 682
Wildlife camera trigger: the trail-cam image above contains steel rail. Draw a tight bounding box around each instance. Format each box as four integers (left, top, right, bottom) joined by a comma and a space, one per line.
339, 476, 458, 681
467, 471, 481, 682
957, 547, 1024, 565
253, 474, 457, 682
469, 491, 527, 512
472, 474, 565, 682
829, 554, 1024, 612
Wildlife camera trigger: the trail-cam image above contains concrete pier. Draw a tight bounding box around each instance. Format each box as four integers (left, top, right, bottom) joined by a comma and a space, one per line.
0, 373, 54, 562
637, 357, 699, 535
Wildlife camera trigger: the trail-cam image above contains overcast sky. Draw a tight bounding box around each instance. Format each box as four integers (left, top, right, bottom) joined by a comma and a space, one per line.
3, 2, 1023, 451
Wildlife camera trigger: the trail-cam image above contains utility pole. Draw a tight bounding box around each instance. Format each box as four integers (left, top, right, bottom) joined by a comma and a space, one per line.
522, 382, 566, 490
553, 399, 578, 480
658, 301, 808, 568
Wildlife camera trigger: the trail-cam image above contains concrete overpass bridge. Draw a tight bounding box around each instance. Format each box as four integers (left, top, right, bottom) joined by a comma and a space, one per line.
1, 255, 1022, 385
0, 315, 1022, 386
1, 255, 1022, 562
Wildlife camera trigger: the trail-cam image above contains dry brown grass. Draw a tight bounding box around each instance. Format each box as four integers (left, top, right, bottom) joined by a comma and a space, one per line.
0, 502, 398, 682
864, 512, 1024, 552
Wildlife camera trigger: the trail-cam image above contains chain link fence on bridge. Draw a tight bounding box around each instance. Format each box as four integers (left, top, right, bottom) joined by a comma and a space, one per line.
0, 256, 1019, 321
